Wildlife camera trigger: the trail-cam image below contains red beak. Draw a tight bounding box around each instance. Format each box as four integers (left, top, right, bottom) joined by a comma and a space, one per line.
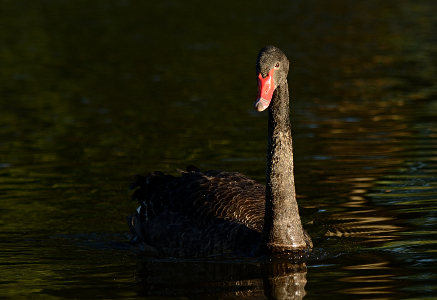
255, 68, 275, 112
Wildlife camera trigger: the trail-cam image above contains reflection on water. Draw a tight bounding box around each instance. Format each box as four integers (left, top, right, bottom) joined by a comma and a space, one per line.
135, 260, 307, 299
1, 0, 437, 298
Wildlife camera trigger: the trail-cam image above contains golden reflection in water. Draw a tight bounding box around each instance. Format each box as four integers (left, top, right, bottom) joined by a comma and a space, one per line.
340, 274, 393, 283
341, 286, 394, 296
301, 94, 437, 246
323, 176, 403, 243
343, 261, 391, 270
339, 261, 395, 297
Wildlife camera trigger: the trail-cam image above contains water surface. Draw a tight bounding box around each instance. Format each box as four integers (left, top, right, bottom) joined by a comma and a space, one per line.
1, 0, 436, 299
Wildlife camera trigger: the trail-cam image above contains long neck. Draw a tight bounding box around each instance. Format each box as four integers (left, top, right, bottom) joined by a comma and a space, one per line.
262, 81, 307, 253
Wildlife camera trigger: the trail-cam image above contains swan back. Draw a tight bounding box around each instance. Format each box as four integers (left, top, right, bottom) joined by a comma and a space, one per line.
129, 169, 266, 256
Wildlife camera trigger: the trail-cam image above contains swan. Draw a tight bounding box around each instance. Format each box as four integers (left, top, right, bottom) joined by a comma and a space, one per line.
128, 46, 312, 257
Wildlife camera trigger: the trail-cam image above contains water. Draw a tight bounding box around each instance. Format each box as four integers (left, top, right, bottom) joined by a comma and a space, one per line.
1, 0, 437, 298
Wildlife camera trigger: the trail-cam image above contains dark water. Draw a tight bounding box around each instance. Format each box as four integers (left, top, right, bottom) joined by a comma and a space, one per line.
1, 0, 437, 298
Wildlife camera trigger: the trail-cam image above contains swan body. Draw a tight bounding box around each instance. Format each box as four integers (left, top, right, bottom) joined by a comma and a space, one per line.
128, 46, 312, 257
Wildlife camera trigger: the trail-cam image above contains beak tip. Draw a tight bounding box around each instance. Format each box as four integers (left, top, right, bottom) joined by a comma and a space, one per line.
255, 98, 269, 112
256, 105, 266, 112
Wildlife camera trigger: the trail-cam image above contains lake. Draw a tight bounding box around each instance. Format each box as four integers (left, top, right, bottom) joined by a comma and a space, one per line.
1, 0, 436, 298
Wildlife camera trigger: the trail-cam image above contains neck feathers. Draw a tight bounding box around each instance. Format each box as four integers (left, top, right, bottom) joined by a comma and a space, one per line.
262, 81, 307, 253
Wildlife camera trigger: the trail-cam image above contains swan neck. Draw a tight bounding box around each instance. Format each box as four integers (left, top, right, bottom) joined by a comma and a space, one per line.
262, 81, 307, 253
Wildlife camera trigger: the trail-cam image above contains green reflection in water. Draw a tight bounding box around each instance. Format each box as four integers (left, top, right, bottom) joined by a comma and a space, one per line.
1, 0, 437, 298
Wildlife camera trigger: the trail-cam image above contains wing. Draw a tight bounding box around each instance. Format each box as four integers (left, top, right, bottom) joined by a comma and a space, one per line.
131, 169, 265, 232
129, 169, 266, 256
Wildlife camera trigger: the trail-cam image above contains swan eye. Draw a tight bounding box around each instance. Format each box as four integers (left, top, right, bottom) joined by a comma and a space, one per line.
275, 62, 280, 68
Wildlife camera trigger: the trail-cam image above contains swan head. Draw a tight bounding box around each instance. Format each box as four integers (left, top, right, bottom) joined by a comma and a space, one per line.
255, 46, 290, 112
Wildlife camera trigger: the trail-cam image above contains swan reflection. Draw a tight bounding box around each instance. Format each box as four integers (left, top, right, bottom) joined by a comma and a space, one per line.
135, 259, 308, 299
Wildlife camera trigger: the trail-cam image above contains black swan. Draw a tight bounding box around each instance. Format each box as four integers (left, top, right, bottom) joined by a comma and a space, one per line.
128, 46, 312, 257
